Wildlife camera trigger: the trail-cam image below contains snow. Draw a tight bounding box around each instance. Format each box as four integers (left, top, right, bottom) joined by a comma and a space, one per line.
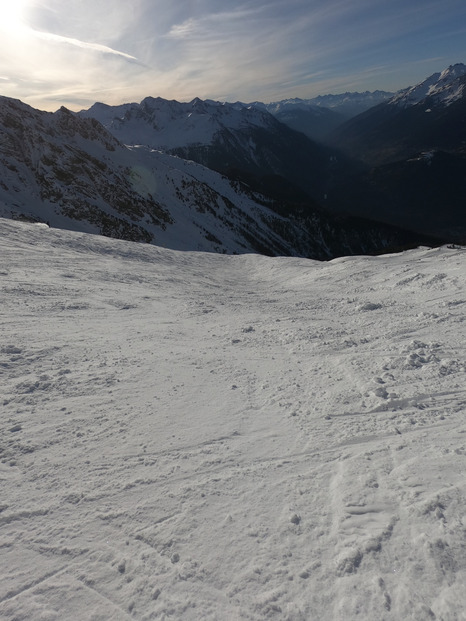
391, 63, 466, 108
80, 98, 275, 152
1, 218, 466, 620
124, 147, 294, 255
0, 94, 304, 257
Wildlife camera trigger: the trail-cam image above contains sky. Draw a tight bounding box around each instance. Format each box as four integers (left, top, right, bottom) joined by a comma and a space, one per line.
0, 0, 465, 111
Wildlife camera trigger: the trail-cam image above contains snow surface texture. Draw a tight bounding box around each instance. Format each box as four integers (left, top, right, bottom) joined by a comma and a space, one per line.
1, 219, 466, 620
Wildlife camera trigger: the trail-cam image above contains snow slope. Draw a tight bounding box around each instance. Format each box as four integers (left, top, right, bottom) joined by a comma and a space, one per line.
1, 219, 466, 620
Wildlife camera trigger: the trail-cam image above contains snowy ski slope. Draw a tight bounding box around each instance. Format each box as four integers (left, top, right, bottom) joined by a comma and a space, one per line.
1, 219, 466, 620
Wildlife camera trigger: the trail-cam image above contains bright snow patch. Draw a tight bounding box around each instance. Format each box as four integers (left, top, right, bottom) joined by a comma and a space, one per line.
1, 219, 466, 620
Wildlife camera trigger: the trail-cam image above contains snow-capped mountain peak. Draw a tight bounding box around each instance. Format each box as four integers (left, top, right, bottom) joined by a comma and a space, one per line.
391, 63, 466, 108
438, 62, 466, 81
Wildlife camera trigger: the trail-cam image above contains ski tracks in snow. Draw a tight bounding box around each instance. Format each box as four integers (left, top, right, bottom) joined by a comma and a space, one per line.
1, 221, 466, 619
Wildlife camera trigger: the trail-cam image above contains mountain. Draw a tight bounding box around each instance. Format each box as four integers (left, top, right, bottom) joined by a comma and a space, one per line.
0, 95, 433, 259
232, 92, 394, 143
261, 101, 346, 142
0, 97, 170, 243
250, 91, 394, 119
79, 96, 356, 205
295, 90, 394, 117
324, 64, 466, 241
243, 99, 347, 142
330, 150, 466, 241
329, 63, 466, 166
390, 63, 466, 108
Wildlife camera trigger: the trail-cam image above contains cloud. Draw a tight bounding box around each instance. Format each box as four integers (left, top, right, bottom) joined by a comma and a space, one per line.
166, 17, 199, 40
32, 30, 140, 61
165, 6, 265, 40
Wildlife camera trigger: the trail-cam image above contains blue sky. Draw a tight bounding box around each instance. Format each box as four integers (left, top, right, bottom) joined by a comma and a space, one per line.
1, 0, 465, 111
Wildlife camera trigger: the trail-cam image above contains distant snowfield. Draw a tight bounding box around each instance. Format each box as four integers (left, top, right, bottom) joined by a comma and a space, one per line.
1, 219, 466, 621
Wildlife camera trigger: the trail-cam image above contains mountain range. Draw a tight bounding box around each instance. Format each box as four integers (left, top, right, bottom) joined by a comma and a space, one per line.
79, 96, 341, 202
1, 62, 465, 255
244, 91, 394, 142
0, 95, 425, 259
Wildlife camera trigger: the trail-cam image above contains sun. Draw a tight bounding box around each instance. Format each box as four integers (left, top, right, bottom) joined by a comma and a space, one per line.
0, 0, 28, 31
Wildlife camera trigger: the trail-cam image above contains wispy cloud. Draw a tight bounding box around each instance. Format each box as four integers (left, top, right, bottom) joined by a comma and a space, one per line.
32, 30, 140, 61
166, 6, 266, 40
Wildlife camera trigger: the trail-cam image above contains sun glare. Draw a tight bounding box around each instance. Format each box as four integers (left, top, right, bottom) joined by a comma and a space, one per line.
0, 0, 28, 31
